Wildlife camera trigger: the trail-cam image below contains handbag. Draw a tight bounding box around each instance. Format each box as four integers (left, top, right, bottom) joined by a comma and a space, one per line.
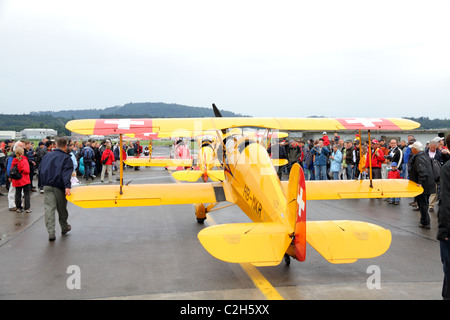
9, 163, 22, 180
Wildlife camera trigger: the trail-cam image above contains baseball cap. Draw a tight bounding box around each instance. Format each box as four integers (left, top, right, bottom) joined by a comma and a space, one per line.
391, 162, 397, 167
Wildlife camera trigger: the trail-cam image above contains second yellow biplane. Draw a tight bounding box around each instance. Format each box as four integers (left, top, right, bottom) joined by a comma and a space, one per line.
66, 112, 422, 266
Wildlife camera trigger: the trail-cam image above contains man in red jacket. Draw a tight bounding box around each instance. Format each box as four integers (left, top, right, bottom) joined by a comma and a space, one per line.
366, 139, 385, 179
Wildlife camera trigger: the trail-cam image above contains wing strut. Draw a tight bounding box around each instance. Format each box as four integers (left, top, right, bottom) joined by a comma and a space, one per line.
119, 133, 124, 194
368, 130, 373, 188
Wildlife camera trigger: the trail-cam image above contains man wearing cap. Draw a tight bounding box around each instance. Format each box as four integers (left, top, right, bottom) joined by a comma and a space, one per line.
365, 139, 385, 179
437, 133, 450, 300
409, 141, 436, 229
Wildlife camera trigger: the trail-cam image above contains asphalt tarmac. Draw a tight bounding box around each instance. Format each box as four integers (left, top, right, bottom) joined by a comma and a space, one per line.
0, 152, 445, 300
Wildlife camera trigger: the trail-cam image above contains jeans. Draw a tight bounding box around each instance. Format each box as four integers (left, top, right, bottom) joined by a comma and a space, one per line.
84, 161, 93, 179
389, 197, 400, 203
332, 171, 339, 180
314, 165, 327, 180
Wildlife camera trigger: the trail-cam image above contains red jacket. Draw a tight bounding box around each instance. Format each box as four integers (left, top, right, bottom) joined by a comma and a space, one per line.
366, 148, 385, 168
101, 148, 115, 165
11, 156, 31, 187
388, 169, 401, 179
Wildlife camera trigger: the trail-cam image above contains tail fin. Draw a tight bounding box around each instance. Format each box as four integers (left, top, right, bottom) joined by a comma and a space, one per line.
286, 163, 306, 262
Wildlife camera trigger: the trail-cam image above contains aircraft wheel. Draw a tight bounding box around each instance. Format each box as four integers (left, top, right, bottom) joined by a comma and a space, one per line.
194, 203, 207, 224
284, 254, 291, 266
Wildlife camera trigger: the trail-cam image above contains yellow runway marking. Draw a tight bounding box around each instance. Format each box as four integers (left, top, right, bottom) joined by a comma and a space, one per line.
206, 213, 284, 300
173, 174, 284, 300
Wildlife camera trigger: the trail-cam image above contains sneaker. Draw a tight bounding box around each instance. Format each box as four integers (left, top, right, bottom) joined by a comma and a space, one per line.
419, 223, 430, 229
395, 201, 399, 205
16, 209, 23, 213
49, 234, 56, 241
25, 209, 32, 213
429, 208, 434, 213
9, 207, 17, 211
62, 224, 71, 235
40, 189, 44, 194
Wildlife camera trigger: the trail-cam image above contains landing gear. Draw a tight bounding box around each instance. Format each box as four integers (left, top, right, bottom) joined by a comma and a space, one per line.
194, 203, 207, 224
284, 254, 291, 266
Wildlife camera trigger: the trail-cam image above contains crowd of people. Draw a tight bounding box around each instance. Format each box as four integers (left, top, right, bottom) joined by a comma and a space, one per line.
0, 137, 145, 212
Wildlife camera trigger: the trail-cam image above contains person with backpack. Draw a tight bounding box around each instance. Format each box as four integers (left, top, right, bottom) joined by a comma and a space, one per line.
409, 141, 436, 229
10, 146, 32, 213
80, 142, 95, 181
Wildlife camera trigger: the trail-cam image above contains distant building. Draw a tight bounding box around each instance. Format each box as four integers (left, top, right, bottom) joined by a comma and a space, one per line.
0, 131, 16, 140
21, 128, 57, 140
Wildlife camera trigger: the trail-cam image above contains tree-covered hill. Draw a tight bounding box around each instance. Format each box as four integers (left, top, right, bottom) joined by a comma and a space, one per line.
30, 102, 245, 119
1, 102, 246, 135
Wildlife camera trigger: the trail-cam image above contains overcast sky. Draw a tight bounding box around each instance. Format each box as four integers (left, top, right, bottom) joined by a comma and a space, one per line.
1, 0, 449, 118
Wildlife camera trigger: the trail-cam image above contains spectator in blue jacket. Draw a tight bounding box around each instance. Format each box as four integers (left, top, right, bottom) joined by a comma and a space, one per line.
311, 139, 330, 180
39, 138, 73, 241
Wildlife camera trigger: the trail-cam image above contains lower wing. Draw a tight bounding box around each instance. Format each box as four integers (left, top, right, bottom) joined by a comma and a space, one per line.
282, 179, 423, 200
67, 183, 226, 208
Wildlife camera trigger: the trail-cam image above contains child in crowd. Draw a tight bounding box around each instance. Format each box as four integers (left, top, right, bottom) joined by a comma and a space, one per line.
70, 171, 80, 187
388, 162, 401, 204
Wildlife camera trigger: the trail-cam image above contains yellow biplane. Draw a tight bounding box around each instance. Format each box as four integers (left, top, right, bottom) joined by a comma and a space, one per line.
66, 111, 422, 266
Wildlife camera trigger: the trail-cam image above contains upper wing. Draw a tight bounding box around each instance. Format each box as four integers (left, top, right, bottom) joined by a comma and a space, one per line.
282, 179, 423, 200
66, 117, 420, 135
67, 182, 226, 208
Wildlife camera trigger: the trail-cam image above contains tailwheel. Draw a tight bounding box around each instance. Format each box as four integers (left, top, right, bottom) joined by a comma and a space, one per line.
194, 203, 207, 224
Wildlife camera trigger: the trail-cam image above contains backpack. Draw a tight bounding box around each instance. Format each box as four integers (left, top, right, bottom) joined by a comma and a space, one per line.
9, 163, 22, 180
430, 158, 441, 182
83, 148, 93, 161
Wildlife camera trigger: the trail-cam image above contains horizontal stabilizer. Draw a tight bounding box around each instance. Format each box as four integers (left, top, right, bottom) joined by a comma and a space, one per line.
306, 220, 392, 264
67, 183, 226, 208
198, 223, 291, 266
125, 158, 193, 167
172, 170, 225, 182
171, 171, 204, 182
282, 179, 423, 200
207, 170, 225, 181
271, 159, 288, 167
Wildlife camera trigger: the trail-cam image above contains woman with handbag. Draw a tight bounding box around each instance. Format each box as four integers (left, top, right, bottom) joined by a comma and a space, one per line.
10, 147, 31, 213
